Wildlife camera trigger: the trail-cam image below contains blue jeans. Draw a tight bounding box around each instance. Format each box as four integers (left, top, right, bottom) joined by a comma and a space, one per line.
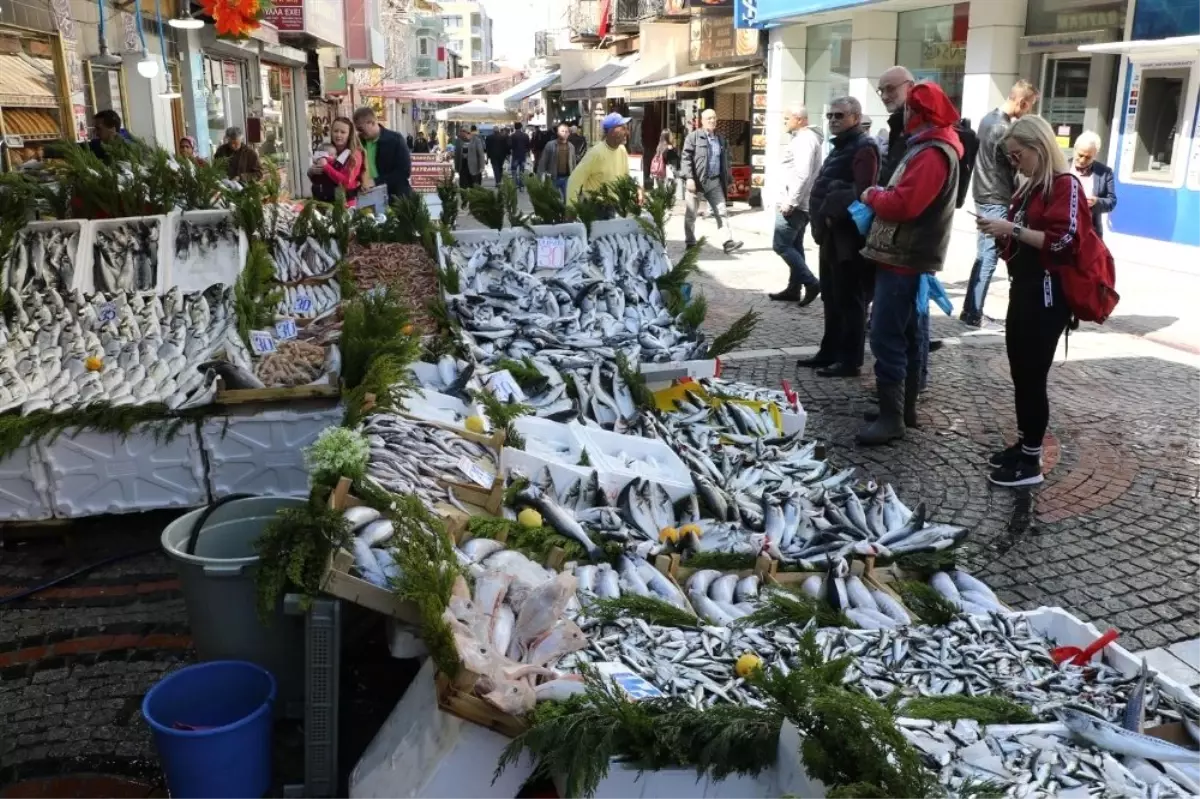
963, 203, 1008, 319
918, 310, 931, 392
554, 176, 568, 201
511, 159, 525, 188
773, 209, 817, 290
870, 269, 922, 385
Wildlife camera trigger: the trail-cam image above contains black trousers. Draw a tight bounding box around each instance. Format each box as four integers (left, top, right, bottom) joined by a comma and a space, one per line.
1005, 271, 1070, 450
816, 245, 874, 368
458, 169, 473, 189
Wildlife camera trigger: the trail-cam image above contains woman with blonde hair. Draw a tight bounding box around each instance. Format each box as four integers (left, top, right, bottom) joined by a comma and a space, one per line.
309, 116, 364, 202
976, 114, 1097, 488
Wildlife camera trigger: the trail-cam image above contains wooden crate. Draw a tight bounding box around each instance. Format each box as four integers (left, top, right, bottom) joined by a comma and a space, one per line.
214, 375, 341, 405
434, 671, 528, 739
653, 551, 777, 587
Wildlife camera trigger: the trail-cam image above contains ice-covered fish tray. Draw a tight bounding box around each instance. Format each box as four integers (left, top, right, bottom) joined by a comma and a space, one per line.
87, 215, 170, 295
5, 219, 94, 295
0, 441, 54, 521
165, 210, 247, 293
201, 403, 343, 500
574, 425, 694, 502
42, 423, 207, 517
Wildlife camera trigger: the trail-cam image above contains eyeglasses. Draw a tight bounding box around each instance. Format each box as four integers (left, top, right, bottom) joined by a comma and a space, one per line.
826, 112, 846, 120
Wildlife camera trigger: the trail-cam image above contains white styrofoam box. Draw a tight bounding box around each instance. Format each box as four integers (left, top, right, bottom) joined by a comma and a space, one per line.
385, 619, 428, 659
42, 423, 207, 517
780, 406, 807, 439
23, 219, 93, 294
528, 222, 588, 242
86, 214, 170, 295
399, 389, 487, 433
499, 417, 597, 498
349, 658, 534, 798
1019, 607, 1200, 706
639, 359, 719, 388
575, 425, 694, 502
588, 217, 650, 239
164, 209, 247, 292
201, 403, 343, 500
0, 442, 53, 522
772, 720, 829, 797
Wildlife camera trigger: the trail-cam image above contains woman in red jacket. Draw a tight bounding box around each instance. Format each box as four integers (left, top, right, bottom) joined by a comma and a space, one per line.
309, 117, 363, 203
976, 115, 1091, 488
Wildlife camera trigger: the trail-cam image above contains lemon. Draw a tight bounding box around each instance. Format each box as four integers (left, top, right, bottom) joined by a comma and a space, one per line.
401, 324, 414, 336
518, 508, 543, 529
679, 523, 702, 539
85, 356, 103, 372
464, 415, 487, 434
735, 653, 762, 678
658, 526, 679, 544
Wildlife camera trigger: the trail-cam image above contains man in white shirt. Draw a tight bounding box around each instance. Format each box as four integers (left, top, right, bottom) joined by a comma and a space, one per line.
769, 105, 824, 305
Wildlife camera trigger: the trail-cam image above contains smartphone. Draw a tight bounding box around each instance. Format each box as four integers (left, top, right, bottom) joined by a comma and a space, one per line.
964, 209, 980, 218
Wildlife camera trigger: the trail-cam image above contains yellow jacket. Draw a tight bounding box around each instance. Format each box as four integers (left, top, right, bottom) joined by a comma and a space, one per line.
566, 142, 629, 202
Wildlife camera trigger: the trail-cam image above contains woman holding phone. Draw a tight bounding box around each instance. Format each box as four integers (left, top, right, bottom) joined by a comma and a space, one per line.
309, 117, 364, 202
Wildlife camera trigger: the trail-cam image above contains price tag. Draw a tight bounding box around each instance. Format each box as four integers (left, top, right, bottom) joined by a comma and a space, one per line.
294, 295, 313, 313
275, 318, 298, 340
536, 236, 565, 269
249, 329, 277, 355
456, 456, 495, 489
97, 302, 118, 324
594, 662, 664, 701
486, 370, 525, 403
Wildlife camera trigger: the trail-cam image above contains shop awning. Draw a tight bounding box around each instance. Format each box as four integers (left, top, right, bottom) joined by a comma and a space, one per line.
435, 99, 518, 123
626, 65, 756, 103
499, 70, 560, 108
560, 57, 635, 101
371, 71, 520, 94
0, 53, 60, 110
1079, 35, 1200, 58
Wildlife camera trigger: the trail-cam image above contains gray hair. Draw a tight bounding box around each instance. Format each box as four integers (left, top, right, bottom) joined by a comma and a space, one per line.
225, 126, 243, 140
1074, 130, 1103, 153
829, 96, 862, 116
786, 105, 809, 122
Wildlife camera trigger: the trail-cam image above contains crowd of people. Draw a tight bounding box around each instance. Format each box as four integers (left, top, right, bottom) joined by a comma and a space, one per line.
768, 66, 1116, 490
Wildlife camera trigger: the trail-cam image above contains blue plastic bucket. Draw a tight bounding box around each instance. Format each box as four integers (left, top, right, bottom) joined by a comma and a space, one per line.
142, 660, 276, 798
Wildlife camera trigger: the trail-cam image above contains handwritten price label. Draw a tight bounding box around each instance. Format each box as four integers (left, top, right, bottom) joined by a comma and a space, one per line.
536, 237, 565, 269
456, 456, 495, 489
294, 295, 313, 313
249, 329, 277, 355
97, 302, 118, 324
275, 318, 298, 340
486, 370, 525, 403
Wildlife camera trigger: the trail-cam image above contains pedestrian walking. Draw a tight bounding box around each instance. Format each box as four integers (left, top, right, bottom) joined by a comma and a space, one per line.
568, 124, 587, 159
509, 122, 531, 189
353, 106, 413, 200
1070, 130, 1117, 238
308, 117, 364, 202
768, 105, 823, 305
412, 130, 431, 154
486, 126, 510, 186
961, 80, 1039, 327
649, 130, 680, 192
537, 122, 578, 200
681, 109, 743, 254
976, 115, 1099, 487
796, 97, 879, 377
856, 83, 963, 445
565, 112, 630, 204
214, 126, 263, 182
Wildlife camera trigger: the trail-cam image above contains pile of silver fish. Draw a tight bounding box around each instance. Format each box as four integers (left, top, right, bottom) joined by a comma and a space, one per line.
273, 237, 340, 282
93, 220, 161, 292
341, 504, 401, 588
684, 569, 762, 625
360, 412, 497, 513
173, 218, 240, 274
0, 284, 238, 414
276, 280, 341, 319
3, 226, 79, 292
925, 569, 1010, 615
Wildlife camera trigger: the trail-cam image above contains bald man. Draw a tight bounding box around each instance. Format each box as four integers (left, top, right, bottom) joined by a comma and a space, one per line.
876, 66, 915, 185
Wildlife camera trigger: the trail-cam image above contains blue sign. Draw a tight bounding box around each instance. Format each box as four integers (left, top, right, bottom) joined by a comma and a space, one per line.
745, 0, 875, 28
734, 0, 757, 29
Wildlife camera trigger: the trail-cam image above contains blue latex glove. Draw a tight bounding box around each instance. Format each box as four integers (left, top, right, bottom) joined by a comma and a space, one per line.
916, 273, 954, 317
848, 200, 875, 237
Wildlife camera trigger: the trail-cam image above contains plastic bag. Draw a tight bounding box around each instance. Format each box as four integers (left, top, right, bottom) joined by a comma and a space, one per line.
848, 200, 875, 236
916, 273, 954, 317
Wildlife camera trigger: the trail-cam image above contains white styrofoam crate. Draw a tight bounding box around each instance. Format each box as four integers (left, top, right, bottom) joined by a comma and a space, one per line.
780, 407, 807, 439
588, 217, 649, 239
0, 442, 53, 521
164, 209, 247, 293
86, 214, 171, 295
399, 388, 487, 433
499, 417, 604, 499
1019, 607, 1200, 706
574, 425, 694, 501
42, 423, 207, 517
201, 404, 343, 500
639, 359, 719, 388
23, 219, 93, 294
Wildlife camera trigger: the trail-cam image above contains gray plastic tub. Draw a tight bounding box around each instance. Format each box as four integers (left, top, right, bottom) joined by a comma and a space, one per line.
161, 496, 307, 717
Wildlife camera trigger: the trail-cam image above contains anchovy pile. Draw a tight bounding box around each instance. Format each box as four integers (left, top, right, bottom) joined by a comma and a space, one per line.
0, 284, 237, 414
3, 226, 78, 292
93, 220, 161, 292
173, 218, 239, 273
360, 412, 497, 513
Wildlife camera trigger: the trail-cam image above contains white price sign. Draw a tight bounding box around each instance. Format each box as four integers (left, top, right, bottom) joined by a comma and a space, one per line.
275, 318, 298, 340
294, 295, 314, 313
456, 456, 495, 489
249, 329, 277, 355
536, 236, 566, 269
486, 370, 525, 403
97, 302, 118, 324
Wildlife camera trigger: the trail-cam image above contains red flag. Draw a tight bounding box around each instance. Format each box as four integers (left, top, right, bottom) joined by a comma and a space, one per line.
597, 0, 612, 38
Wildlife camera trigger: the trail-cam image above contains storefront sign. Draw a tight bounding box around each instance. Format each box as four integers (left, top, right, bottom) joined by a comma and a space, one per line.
690, 0, 732, 11
325, 68, 348, 93
1020, 29, 1115, 52
749, 74, 767, 196
264, 0, 305, 32
410, 155, 451, 193
223, 61, 241, 86
280, 69, 292, 91
689, 14, 762, 64
920, 41, 966, 69
733, 0, 757, 29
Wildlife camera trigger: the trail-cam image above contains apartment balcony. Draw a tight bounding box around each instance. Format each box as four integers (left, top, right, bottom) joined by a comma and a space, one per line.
568, 0, 600, 40
534, 30, 557, 58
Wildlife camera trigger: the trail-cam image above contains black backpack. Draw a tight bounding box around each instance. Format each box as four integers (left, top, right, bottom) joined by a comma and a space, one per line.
954, 119, 979, 209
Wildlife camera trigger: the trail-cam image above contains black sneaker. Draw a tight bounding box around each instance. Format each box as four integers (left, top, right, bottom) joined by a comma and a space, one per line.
959, 312, 982, 328
723, 240, 744, 254
988, 442, 1023, 468
798, 283, 821, 307
988, 457, 1044, 488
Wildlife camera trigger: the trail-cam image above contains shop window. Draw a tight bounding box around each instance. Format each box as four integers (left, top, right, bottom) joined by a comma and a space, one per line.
418, 36, 433, 57
897, 3, 968, 110
804, 21, 851, 115
1025, 0, 1126, 36
1130, 67, 1187, 181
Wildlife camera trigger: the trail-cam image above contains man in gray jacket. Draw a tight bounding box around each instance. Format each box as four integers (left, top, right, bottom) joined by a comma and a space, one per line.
769, 105, 823, 305
536, 122, 577, 200
682, 109, 742, 254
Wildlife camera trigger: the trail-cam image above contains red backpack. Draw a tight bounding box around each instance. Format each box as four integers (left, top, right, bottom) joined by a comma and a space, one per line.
650, 150, 667, 179
1056, 176, 1119, 323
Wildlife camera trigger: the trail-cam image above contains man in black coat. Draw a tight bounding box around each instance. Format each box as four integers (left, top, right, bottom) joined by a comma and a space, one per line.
353, 107, 412, 200
798, 96, 879, 377
509, 122, 531, 190
1071, 131, 1117, 237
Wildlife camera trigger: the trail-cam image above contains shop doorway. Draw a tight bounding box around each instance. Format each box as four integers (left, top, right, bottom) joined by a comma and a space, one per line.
1040, 55, 1092, 154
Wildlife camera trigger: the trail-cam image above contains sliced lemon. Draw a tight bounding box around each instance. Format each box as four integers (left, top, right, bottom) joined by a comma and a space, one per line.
517, 508, 543, 529
464, 415, 487, 434
735, 653, 762, 678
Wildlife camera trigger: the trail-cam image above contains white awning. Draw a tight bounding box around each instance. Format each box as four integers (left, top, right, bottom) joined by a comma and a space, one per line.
435, 99, 518, 123
1079, 35, 1200, 58
499, 70, 561, 108
560, 57, 636, 100
634, 65, 755, 90
624, 65, 757, 102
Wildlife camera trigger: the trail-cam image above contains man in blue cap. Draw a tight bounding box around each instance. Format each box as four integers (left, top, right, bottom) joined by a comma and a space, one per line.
566, 112, 631, 203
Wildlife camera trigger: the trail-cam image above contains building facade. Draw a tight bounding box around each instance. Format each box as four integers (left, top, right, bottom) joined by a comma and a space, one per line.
438, 0, 494, 75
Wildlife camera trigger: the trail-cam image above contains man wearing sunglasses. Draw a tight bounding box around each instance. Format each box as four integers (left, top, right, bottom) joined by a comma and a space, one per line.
962, 79, 1039, 327
798, 96, 879, 378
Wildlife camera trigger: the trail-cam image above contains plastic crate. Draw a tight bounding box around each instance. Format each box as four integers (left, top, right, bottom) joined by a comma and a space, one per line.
305, 599, 340, 798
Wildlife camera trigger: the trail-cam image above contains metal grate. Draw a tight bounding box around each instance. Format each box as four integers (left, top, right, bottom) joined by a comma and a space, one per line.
305, 600, 341, 798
